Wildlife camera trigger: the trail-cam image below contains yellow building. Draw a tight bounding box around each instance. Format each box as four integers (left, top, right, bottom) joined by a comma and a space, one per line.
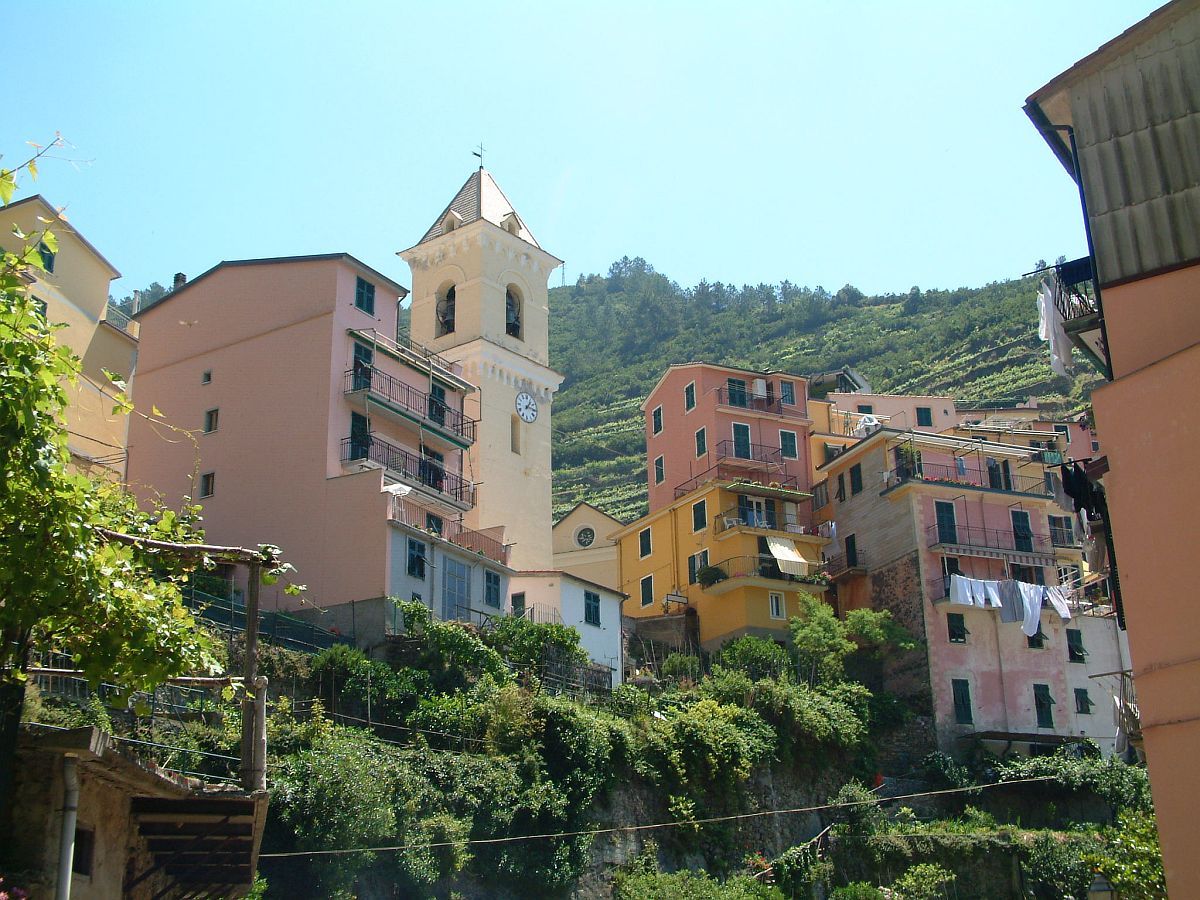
2, 195, 136, 478
612, 479, 829, 651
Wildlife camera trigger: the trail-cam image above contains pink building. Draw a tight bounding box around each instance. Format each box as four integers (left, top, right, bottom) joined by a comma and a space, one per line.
127, 254, 513, 624
815, 428, 1128, 762
826, 391, 958, 433
642, 363, 814, 513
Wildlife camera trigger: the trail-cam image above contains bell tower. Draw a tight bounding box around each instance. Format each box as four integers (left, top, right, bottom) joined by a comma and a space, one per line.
399, 169, 563, 571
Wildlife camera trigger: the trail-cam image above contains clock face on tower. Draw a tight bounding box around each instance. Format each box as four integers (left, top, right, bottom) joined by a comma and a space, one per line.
515, 391, 538, 423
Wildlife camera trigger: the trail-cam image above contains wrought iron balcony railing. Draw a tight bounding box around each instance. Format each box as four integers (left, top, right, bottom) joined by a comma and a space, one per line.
345, 367, 476, 442
102, 304, 138, 336
890, 462, 1050, 497
715, 387, 787, 415
714, 438, 783, 466
389, 495, 507, 564
926, 522, 1053, 555
823, 550, 867, 578
699, 555, 828, 588
713, 506, 815, 535
342, 434, 475, 506
673, 463, 805, 500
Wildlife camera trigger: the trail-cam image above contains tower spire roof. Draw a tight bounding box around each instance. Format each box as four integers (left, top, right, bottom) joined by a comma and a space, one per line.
417, 168, 541, 249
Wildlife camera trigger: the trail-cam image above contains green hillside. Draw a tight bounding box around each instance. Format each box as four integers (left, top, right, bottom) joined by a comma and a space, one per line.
548, 257, 1097, 523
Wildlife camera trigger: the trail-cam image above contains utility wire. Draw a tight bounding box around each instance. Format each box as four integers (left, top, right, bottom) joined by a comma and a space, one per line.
258, 775, 1056, 859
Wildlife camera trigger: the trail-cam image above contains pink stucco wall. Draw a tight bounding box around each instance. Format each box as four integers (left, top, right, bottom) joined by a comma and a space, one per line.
827, 392, 957, 432
127, 257, 456, 611
645, 366, 812, 512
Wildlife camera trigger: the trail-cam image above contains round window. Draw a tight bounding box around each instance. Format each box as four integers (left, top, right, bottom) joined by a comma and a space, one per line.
576, 527, 595, 548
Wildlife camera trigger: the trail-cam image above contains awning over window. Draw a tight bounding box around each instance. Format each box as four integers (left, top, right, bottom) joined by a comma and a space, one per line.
765, 536, 808, 576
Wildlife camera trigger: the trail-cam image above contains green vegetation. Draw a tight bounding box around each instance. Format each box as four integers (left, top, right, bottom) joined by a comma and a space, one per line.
548, 257, 1099, 521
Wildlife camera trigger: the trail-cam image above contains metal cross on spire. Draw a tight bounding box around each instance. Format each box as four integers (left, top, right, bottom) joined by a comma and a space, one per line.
472, 142, 485, 169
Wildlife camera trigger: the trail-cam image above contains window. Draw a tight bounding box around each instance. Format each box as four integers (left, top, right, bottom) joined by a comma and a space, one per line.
845, 534, 858, 568
824, 443, 843, 464
654, 455, 665, 484
1054, 424, 1070, 444
442, 558, 470, 620
485, 571, 502, 608
692, 499, 707, 532
1067, 628, 1087, 663
947, 612, 968, 644
407, 539, 426, 579
1034, 683, 1055, 728
639, 527, 652, 558
38, 241, 55, 273
201, 370, 212, 384
769, 592, 785, 620
352, 341, 374, 390
934, 500, 957, 544
732, 422, 752, 459
835, 473, 846, 502
354, 277, 376, 315
1011, 563, 1044, 585
684, 381, 696, 411
687, 549, 710, 584
427, 383, 447, 425
349, 411, 371, 459
584, 590, 601, 626
576, 527, 596, 548
849, 463, 863, 495
780, 381, 796, 405
510, 415, 522, 454
72, 827, 94, 876
857, 404, 873, 414
942, 556, 962, 598
650, 406, 664, 435
952, 679, 973, 724
1027, 624, 1047, 649
1074, 688, 1094, 714
437, 285, 456, 336
426, 513, 443, 536
916, 406, 933, 427
727, 378, 748, 407
511, 592, 526, 618
203, 408, 219, 433
200, 472, 215, 497
505, 287, 522, 339
813, 480, 829, 509
1091, 440, 1100, 453
1049, 515, 1074, 546
780, 430, 798, 460
695, 427, 707, 457
1011, 509, 1034, 553
640, 574, 654, 607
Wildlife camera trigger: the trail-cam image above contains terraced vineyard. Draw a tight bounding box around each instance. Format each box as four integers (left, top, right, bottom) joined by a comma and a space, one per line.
548, 258, 1098, 523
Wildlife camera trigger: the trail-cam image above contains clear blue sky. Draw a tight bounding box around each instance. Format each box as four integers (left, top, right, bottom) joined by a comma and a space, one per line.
6, 1, 1161, 298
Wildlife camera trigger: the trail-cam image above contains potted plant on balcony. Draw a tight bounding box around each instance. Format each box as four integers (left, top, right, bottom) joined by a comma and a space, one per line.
696, 565, 727, 588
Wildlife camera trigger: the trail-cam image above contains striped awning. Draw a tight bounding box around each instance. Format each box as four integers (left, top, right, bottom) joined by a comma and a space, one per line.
765, 536, 808, 577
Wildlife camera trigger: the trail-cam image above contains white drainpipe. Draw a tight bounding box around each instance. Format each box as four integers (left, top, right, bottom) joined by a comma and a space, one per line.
56, 753, 80, 900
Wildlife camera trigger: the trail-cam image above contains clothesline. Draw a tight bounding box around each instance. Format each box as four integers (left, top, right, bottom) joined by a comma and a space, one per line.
948, 573, 1072, 637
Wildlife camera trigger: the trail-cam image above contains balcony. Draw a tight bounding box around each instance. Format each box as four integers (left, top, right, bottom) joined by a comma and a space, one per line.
342, 434, 475, 507
699, 555, 829, 594
350, 328, 462, 380
1051, 256, 1109, 377
345, 366, 476, 445
926, 522, 1056, 561
713, 506, 815, 536
714, 438, 783, 466
389, 496, 508, 565
823, 550, 867, 579
715, 387, 789, 416
1050, 526, 1079, 549
102, 304, 139, 338
673, 463, 806, 500
888, 462, 1050, 498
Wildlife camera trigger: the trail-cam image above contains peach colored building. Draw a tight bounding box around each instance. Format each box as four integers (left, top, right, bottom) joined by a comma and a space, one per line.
1026, 1, 1200, 891
825, 391, 958, 434
814, 428, 1127, 763
0, 195, 138, 479
616, 363, 828, 650
552, 501, 623, 591
127, 253, 514, 625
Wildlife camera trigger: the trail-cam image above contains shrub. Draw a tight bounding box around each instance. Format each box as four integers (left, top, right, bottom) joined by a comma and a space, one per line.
713, 635, 789, 681
1090, 808, 1167, 900
829, 781, 885, 835
995, 750, 1152, 815
614, 869, 785, 899
830, 884, 884, 900
661, 652, 702, 682
481, 613, 589, 674
889, 862, 955, 899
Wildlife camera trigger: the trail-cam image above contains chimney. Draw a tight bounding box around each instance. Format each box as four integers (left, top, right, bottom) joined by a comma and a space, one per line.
173, 272, 187, 290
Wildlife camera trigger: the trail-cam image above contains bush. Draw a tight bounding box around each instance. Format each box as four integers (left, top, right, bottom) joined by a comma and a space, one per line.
614, 869, 784, 899
829, 781, 885, 835
713, 636, 789, 681
661, 653, 702, 682
1090, 808, 1167, 900
481, 613, 589, 674
889, 862, 955, 899
995, 750, 1152, 815
830, 884, 884, 900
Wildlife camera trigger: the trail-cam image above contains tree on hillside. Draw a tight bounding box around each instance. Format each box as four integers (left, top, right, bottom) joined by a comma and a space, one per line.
0, 147, 225, 852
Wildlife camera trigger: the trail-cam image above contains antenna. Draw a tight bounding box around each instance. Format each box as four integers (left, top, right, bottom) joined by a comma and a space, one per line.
472, 141, 485, 169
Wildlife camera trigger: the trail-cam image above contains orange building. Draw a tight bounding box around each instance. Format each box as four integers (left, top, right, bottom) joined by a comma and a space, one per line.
1026, 1, 1200, 892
